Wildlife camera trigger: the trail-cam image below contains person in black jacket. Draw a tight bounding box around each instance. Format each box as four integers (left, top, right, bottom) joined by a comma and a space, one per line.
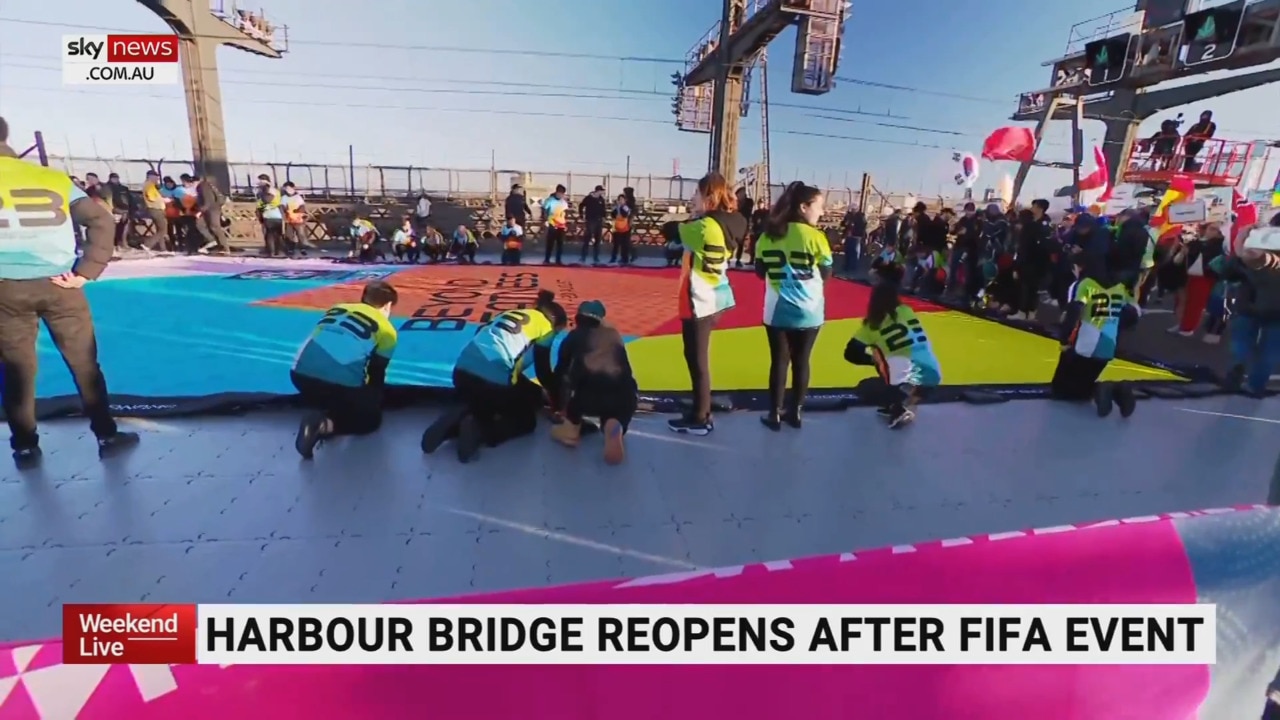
1011, 199, 1053, 319
542, 300, 637, 465
733, 186, 755, 267
504, 184, 532, 226
578, 185, 608, 263
949, 202, 980, 298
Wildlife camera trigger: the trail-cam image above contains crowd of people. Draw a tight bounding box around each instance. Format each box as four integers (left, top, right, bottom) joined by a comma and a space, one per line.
68, 169, 231, 255
835, 196, 1280, 399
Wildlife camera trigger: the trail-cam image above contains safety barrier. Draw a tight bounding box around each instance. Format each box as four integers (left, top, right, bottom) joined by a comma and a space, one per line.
1, 505, 1275, 719
43, 155, 859, 208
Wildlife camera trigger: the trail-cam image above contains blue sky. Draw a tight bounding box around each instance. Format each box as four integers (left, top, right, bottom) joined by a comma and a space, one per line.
0, 0, 1277, 199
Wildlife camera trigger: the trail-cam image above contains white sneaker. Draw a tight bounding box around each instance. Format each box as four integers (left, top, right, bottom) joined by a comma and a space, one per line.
1178, 329, 1195, 337
1202, 333, 1220, 344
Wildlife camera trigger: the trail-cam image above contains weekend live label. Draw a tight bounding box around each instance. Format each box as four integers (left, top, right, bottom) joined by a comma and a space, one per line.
63, 604, 1216, 666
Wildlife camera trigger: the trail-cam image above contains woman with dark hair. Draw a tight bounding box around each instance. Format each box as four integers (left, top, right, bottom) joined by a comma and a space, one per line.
753, 181, 833, 430
420, 290, 568, 463
669, 173, 747, 435
843, 274, 942, 429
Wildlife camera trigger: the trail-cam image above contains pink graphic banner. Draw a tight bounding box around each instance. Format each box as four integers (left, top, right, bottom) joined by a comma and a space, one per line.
2, 507, 1260, 720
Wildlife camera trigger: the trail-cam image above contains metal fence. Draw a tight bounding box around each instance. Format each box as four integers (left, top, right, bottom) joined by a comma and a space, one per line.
45, 154, 860, 208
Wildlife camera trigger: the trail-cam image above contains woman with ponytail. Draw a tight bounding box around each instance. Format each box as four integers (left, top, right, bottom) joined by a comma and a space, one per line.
420, 289, 568, 463
668, 172, 748, 435
753, 182, 833, 430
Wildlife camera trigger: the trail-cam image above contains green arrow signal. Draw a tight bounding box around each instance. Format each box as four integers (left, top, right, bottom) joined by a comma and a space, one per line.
1095, 46, 1109, 67
1196, 15, 1215, 41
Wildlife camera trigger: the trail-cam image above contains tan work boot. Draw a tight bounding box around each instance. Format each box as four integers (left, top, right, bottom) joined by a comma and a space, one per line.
551, 420, 581, 448
603, 418, 625, 465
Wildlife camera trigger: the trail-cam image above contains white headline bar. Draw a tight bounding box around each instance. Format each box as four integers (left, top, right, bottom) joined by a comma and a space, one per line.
197, 604, 1217, 666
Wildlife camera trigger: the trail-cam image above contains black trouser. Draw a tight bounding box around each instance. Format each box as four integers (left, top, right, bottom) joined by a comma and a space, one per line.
1264, 699, 1280, 720
1050, 350, 1108, 401
0, 280, 118, 450
610, 232, 632, 264
544, 227, 565, 264
285, 223, 308, 255
963, 253, 984, 301
452, 367, 542, 447
424, 244, 444, 262
856, 376, 921, 408
359, 239, 388, 263
114, 213, 130, 248
581, 219, 604, 262
1015, 263, 1042, 314
734, 234, 751, 263
566, 375, 638, 430
262, 219, 285, 257
176, 216, 200, 253
290, 371, 382, 435
393, 243, 420, 263
501, 247, 522, 265
681, 313, 719, 420
764, 325, 820, 412
144, 209, 168, 251
457, 243, 477, 263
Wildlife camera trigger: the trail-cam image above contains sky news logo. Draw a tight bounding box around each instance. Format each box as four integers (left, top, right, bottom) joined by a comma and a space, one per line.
62, 34, 180, 85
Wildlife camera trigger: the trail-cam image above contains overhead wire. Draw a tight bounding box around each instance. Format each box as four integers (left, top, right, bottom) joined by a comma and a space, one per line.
1, 58, 979, 138
4, 16, 1275, 156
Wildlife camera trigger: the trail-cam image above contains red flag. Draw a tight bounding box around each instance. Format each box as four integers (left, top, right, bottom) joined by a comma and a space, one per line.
981, 127, 1036, 163
1231, 189, 1258, 254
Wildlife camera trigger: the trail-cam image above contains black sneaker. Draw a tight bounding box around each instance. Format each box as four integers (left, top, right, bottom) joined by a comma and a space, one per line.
1115, 383, 1136, 418
876, 406, 893, 417
580, 419, 600, 436
888, 406, 915, 429
456, 415, 482, 463
668, 415, 713, 436
783, 409, 802, 429
295, 413, 325, 459
13, 447, 42, 469
760, 412, 782, 431
1223, 364, 1246, 392
421, 406, 466, 454
97, 431, 140, 459
1093, 383, 1114, 418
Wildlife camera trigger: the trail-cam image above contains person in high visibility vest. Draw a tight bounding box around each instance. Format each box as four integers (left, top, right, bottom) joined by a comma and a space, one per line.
281, 182, 308, 257
256, 173, 285, 258
609, 193, 633, 265
0, 115, 140, 468
350, 216, 385, 262
498, 217, 523, 265
159, 176, 184, 250
139, 170, 168, 252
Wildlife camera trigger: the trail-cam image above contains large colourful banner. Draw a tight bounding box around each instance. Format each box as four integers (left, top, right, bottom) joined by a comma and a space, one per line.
1, 505, 1276, 720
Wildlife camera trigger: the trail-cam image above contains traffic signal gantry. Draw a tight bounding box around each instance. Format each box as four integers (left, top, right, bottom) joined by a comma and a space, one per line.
1009, 0, 1280, 200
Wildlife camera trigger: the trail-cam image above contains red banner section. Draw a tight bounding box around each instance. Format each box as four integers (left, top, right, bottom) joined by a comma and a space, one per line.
1, 506, 1266, 720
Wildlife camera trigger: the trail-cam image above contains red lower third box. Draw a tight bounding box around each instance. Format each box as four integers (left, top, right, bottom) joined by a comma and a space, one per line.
62, 604, 198, 664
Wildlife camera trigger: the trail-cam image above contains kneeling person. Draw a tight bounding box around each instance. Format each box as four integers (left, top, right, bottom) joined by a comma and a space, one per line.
292, 280, 399, 457
843, 273, 942, 429
422, 290, 567, 463
540, 300, 637, 465
1051, 260, 1138, 417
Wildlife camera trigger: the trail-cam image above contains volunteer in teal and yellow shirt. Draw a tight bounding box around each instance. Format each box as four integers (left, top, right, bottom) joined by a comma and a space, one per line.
425, 289, 568, 464
1051, 258, 1139, 418
844, 268, 942, 429
668, 172, 747, 436
0, 117, 140, 467
753, 181, 833, 431
292, 280, 400, 458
